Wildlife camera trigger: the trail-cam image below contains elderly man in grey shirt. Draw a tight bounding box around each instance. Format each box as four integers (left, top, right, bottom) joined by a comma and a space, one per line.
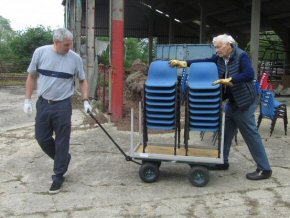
24, 28, 92, 194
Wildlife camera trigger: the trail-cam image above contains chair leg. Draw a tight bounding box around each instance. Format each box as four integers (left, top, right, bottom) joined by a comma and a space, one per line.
200, 131, 205, 140
284, 117, 287, 135
270, 117, 277, 137
142, 90, 148, 153
212, 131, 218, 145
174, 127, 177, 155
234, 130, 238, 145
184, 90, 189, 156
284, 106, 288, 135
177, 89, 181, 148
257, 114, 263, 129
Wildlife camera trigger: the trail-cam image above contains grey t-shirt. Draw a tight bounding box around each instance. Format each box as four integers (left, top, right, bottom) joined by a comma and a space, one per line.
27, 45, 86, 101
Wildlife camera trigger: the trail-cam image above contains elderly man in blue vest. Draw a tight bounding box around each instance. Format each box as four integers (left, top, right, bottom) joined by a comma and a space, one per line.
169, 34, 272, 180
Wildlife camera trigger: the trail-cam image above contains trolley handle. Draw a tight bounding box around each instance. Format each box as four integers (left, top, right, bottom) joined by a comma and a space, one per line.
88, 111, 141, 165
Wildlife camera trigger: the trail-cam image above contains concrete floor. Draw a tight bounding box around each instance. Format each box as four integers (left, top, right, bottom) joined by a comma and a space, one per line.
0, 86, 290, 217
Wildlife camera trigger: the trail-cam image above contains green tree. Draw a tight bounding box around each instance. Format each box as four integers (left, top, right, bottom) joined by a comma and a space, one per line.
0, 16, 16, 73
0, 15, 14, 41
9, 25, 53, 72
98, 37, 149, 68
124, 38, 149, 67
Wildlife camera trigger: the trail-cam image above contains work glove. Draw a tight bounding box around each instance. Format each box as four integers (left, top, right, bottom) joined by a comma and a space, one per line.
168, 60, 187, 68
212, 77, 233, 87
83, 100, 92, 113
23, 99, 33, 117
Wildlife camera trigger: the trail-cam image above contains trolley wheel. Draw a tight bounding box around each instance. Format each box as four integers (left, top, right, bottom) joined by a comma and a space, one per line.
142, 160, 161, 168
139, 162, 160, 183
188, 166, 209, 187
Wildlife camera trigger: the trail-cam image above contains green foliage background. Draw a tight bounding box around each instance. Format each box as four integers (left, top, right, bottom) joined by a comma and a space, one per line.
0, 13, 149, 74
1, 15, 285, 75
0, 16, 53, 73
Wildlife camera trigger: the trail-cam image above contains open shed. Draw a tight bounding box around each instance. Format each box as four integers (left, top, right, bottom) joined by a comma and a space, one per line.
62, 0, 290, 120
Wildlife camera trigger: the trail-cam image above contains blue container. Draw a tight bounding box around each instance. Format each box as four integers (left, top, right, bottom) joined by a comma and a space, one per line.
155, 44, 215, 60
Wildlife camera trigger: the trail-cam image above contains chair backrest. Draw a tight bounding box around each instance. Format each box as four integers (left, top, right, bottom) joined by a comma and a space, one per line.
146, 60, 177, 86
254, 79, 262, 96
260, 90, 276, 119
187, 62, 219, 85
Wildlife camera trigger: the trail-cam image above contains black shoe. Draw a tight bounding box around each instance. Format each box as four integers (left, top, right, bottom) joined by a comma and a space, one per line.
208, 163, 229, 170
48, 181, 62, 194
63, 154, 71, 177
246, 169, 272, 180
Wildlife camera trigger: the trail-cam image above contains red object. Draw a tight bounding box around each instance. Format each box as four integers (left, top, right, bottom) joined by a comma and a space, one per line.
267, 83, 275, 91
260, 72, 269, 90
111, 1, 124, 121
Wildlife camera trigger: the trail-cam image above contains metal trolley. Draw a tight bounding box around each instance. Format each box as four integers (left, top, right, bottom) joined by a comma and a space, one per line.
89, 101, 225, 187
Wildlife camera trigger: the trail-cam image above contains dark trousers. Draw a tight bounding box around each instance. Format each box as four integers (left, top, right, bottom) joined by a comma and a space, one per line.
223, 101, 271, 171
35, 97, 72, 184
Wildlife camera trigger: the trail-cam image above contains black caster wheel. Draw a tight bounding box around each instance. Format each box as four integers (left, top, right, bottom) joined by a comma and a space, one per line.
139, 162, 160, 183
188, 166, 209, 187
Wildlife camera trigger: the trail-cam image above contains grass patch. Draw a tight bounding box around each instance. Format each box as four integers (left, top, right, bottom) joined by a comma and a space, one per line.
0, 80, 25, 86
0, 73, 26, 86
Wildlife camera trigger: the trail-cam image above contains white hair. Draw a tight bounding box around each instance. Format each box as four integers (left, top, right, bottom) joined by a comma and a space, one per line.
53, 28, 73, 42
212, 34, 236, 45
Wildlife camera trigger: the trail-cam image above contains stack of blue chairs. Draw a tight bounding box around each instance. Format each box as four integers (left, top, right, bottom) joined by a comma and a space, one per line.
257, 90, 288, 136
143, 60, 180, 153
184, 62, 222, 154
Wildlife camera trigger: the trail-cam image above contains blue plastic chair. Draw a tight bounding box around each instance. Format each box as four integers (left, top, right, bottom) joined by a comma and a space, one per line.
183, 62, 222, 154
145, 93, 176, 101
145, 60, 178, 87
187, 62, 220, 90
257, 90, 288, 136
143, 61, 183, 154
254, 79, 262, 96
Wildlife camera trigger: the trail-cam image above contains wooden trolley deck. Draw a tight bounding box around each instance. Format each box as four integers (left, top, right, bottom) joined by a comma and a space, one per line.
136, 144, 219, 158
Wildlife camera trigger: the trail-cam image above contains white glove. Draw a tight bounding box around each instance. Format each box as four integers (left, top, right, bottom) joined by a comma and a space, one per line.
23, 99, 33, 116
83, 100, 92, 113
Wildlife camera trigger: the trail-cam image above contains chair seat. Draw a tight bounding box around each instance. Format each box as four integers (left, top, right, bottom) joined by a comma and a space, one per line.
188, 83, 221, 90
189, 121, 219, 127
146, 100, 175, 106
189, 96, 220, 103
146, 93, 175, 101
189, 102, 220, 109
190, 115, 219, 121
147, 124, 175, 130
257, 90, 288, 136
145, 87, 176, 94
189, 126, 219, 132
146, 106, 175, 113
189, 108, 220, 114
145, 84, 177, 90
274, 99, 282, 108
147, 113, 175, 119
189, 90, 220, 96
147, 118, 175, 124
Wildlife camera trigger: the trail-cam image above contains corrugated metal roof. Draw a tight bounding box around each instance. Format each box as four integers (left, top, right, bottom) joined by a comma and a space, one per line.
68, 0, 290, 45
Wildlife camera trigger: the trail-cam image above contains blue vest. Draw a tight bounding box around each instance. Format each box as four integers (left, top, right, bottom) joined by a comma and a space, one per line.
216, 46, 256, 109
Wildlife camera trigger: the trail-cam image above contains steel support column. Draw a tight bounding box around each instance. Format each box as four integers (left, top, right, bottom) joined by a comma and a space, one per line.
86, 0, 96, 97
148, 12, 154, 64
250, 0, 261, 77
199, 0, 206, 44
111, 0, 124, 121
75, 0, 82, 54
